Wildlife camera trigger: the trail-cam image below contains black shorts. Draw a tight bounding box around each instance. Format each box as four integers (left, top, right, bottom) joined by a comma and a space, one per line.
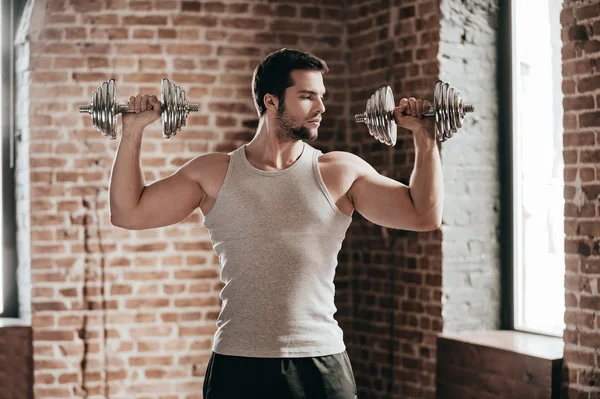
202, 350, 358, 399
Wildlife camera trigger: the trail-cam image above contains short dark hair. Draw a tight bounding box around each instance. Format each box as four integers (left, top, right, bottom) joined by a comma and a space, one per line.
252, 48, 329, 116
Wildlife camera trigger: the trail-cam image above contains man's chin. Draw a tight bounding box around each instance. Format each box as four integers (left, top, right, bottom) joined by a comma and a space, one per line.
303, 128, 318, 141
287, 127, 317, 142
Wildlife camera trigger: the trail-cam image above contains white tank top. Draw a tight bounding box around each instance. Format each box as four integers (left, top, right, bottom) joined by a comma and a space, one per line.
203, 142, 353, 357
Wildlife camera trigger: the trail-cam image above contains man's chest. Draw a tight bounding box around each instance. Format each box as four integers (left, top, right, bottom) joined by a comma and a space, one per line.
199, 153, 356, 218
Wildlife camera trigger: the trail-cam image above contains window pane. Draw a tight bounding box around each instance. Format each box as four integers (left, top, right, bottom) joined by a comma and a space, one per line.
513, 0, 565, 337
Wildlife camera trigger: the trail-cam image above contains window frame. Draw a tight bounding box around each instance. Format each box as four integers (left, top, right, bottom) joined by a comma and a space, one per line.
1, 0, 25, 318
500, 0, 565, 338
498, 0, 515, 332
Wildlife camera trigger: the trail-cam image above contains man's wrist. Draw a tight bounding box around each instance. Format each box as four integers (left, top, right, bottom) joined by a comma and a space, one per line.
122, 124, 144, 138
413, 128, 437, 151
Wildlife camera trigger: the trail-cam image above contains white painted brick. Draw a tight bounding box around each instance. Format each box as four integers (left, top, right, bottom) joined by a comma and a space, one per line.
440, 0, 501, 332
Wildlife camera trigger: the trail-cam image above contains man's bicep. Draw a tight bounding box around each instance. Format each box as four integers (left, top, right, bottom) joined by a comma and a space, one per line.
348, 166, 427, 231
113, 160, 204, 230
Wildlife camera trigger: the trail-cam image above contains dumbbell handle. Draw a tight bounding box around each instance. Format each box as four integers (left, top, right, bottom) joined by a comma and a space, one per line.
79, 103, 199, 114
355, 109, 435, 123
355, 105, 475, 124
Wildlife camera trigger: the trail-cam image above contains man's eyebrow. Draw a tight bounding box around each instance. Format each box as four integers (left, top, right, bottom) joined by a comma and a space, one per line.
297, 90, 327, 96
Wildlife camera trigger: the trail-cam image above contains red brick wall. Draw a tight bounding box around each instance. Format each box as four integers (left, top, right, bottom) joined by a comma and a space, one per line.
345, 1, 442, 398
25, 1, 347, 397
0, 325, 33, 399
561, 2, 600, 397
21, 1, 597, 399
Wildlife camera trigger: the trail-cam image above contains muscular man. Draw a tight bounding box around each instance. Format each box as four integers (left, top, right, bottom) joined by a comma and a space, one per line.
109, 48, 443, 399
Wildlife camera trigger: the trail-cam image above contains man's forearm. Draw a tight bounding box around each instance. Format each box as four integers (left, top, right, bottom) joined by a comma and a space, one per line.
108, 126, 146, 220
408, 129, 444, 228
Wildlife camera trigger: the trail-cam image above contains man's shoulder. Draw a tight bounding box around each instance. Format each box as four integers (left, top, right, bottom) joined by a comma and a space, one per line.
187, 151, 230, 168
181, 151, 231, 181
317, 150, 371, 172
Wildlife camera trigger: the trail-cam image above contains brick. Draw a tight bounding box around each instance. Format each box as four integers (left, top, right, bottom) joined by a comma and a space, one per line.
33, 330, 74, 341
123, 272, 169, 285
584, 39, 600, 54
158, 28, 177, 39
131, 28, 153, 39
129, 356, 173, 367
564, 131, 595, 147
34, 386, 72, 397
35, 373, 55, 385
57, 373, 78, 384
57, 315, 83, 327
173, 297, 219, 307
111, 284, 133, 295
154, 0, 177, 10
580, 149, 600, 163
136, 58, 167, 70
32, 314, 55, 328
563, 95, 595, 111
562, 78, 576, 94
161, 312, 178, 322
227, 3, 248, 13
127, 0, 151, 10
173, 269, 218, 280
123, 16, 168, 25
578, 75, 600, 93
182, 1, 201, 12
58, 288, 78, 297
400, 6, 416, 18
137, 341, 161, 352
80, 43, 111, 55
582, 259, 600, 274
178, 28, 200, 40
301, 7, 321, 19
575, 3, 600, 21
580, 295, 600, 311
145, 368, 167, 379
276, 5, 296, 17
107, 369, 128, 381
164, 44, 212, 56
122, 243, 168, 252
560, 6, 574, 25
562, 41, 579, 61
185, 255, 208, 266
116, 44, 162, 55
82, 14, 119, 25
580, 331, 600, 348
172, 15, 217, 26
221, 17, 266, 30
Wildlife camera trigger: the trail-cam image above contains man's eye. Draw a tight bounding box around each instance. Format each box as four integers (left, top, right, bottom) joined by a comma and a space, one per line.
302, 96, 311, 99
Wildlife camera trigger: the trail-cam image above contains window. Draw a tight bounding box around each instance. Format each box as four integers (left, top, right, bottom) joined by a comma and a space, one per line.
511, 0, 565, 337
1, 0, 24, 318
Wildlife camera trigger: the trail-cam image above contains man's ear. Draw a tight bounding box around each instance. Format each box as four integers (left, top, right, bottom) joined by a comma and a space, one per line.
264, 94, 279, 112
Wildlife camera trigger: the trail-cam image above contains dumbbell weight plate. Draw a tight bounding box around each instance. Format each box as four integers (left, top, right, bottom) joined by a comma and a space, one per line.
364, 86, 396, 146
162, 78, 171, 138
105, 79, 117, 140
161, 78, 191, 139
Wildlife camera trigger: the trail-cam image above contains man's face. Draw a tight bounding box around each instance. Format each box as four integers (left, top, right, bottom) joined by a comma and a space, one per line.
274, 70, 326, 143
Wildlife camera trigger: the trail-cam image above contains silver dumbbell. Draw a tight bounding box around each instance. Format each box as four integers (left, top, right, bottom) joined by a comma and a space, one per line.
355, 80, 475, 145
79, 78, 199, 139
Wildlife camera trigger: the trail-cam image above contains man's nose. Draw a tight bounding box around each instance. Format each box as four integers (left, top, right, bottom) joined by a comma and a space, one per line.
315, 98, 326, 114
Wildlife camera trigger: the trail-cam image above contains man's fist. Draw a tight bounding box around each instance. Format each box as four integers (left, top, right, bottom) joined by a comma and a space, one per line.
122, 94, 162, 130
